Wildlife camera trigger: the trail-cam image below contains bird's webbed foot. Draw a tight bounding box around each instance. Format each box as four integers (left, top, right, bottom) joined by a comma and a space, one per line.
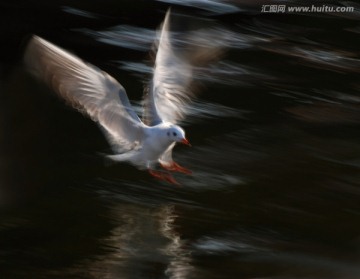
160, 162, 192, 175
148, 169, 180, 185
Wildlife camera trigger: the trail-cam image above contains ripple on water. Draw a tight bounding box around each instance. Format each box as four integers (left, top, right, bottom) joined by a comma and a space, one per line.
62, 6, 99, 19
156, 0, 242, 14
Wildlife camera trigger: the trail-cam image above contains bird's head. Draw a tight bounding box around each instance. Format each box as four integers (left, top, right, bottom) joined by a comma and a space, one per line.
166, 125, 191, 146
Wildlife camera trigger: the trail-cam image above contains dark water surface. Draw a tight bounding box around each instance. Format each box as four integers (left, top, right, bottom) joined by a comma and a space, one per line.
1, 1, 360, 278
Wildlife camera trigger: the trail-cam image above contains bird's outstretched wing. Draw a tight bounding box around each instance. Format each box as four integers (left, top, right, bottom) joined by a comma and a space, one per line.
144, 10, 191, 126
24, 36, 145, 151
144, 9, 221, 126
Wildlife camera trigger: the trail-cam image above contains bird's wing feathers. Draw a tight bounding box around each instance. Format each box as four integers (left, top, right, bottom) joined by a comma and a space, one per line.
144, 9, 221, 126
25, 36, 144, 150
144, 10, 193, 126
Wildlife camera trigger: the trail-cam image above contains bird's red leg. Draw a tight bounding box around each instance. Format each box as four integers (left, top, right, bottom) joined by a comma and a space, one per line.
173, 162, 192, 174
148, 169, 164, 179
148, 169, 180, 185
160, 162, 192, 175
162, 173, 180, 185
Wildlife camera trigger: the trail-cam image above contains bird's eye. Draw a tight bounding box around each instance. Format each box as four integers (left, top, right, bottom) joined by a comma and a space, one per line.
173, 132, 177, 136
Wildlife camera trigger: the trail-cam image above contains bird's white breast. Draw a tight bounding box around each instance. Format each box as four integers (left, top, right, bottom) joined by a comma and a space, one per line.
142, 125, 172, 161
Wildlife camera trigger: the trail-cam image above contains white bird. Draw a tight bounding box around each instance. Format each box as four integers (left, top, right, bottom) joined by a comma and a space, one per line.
24, 9, 218, 184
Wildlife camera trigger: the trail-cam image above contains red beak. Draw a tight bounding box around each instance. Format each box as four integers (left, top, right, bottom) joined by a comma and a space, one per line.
181, 138, 191, 146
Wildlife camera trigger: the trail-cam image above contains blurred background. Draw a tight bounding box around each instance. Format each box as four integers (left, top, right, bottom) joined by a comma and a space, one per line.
0, 0, 360, 278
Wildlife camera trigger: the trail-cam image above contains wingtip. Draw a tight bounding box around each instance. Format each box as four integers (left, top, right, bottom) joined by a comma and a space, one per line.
24, 35, 46, 63
31, 34, 40, 40
163, 8, 171, 28
24, 35, 38, 68
28, 34, 44, 45
24, 35, 47, 58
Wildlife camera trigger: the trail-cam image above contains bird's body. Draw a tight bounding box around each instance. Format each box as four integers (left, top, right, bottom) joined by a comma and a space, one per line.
24, 9, 217, 183
108, 122, 182, 169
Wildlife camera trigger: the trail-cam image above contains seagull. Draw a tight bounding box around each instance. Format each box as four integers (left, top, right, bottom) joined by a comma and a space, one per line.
24, 9, 218, 184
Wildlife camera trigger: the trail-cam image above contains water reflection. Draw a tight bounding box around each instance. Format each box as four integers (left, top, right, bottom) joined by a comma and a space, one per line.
72, 204, 193, 279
